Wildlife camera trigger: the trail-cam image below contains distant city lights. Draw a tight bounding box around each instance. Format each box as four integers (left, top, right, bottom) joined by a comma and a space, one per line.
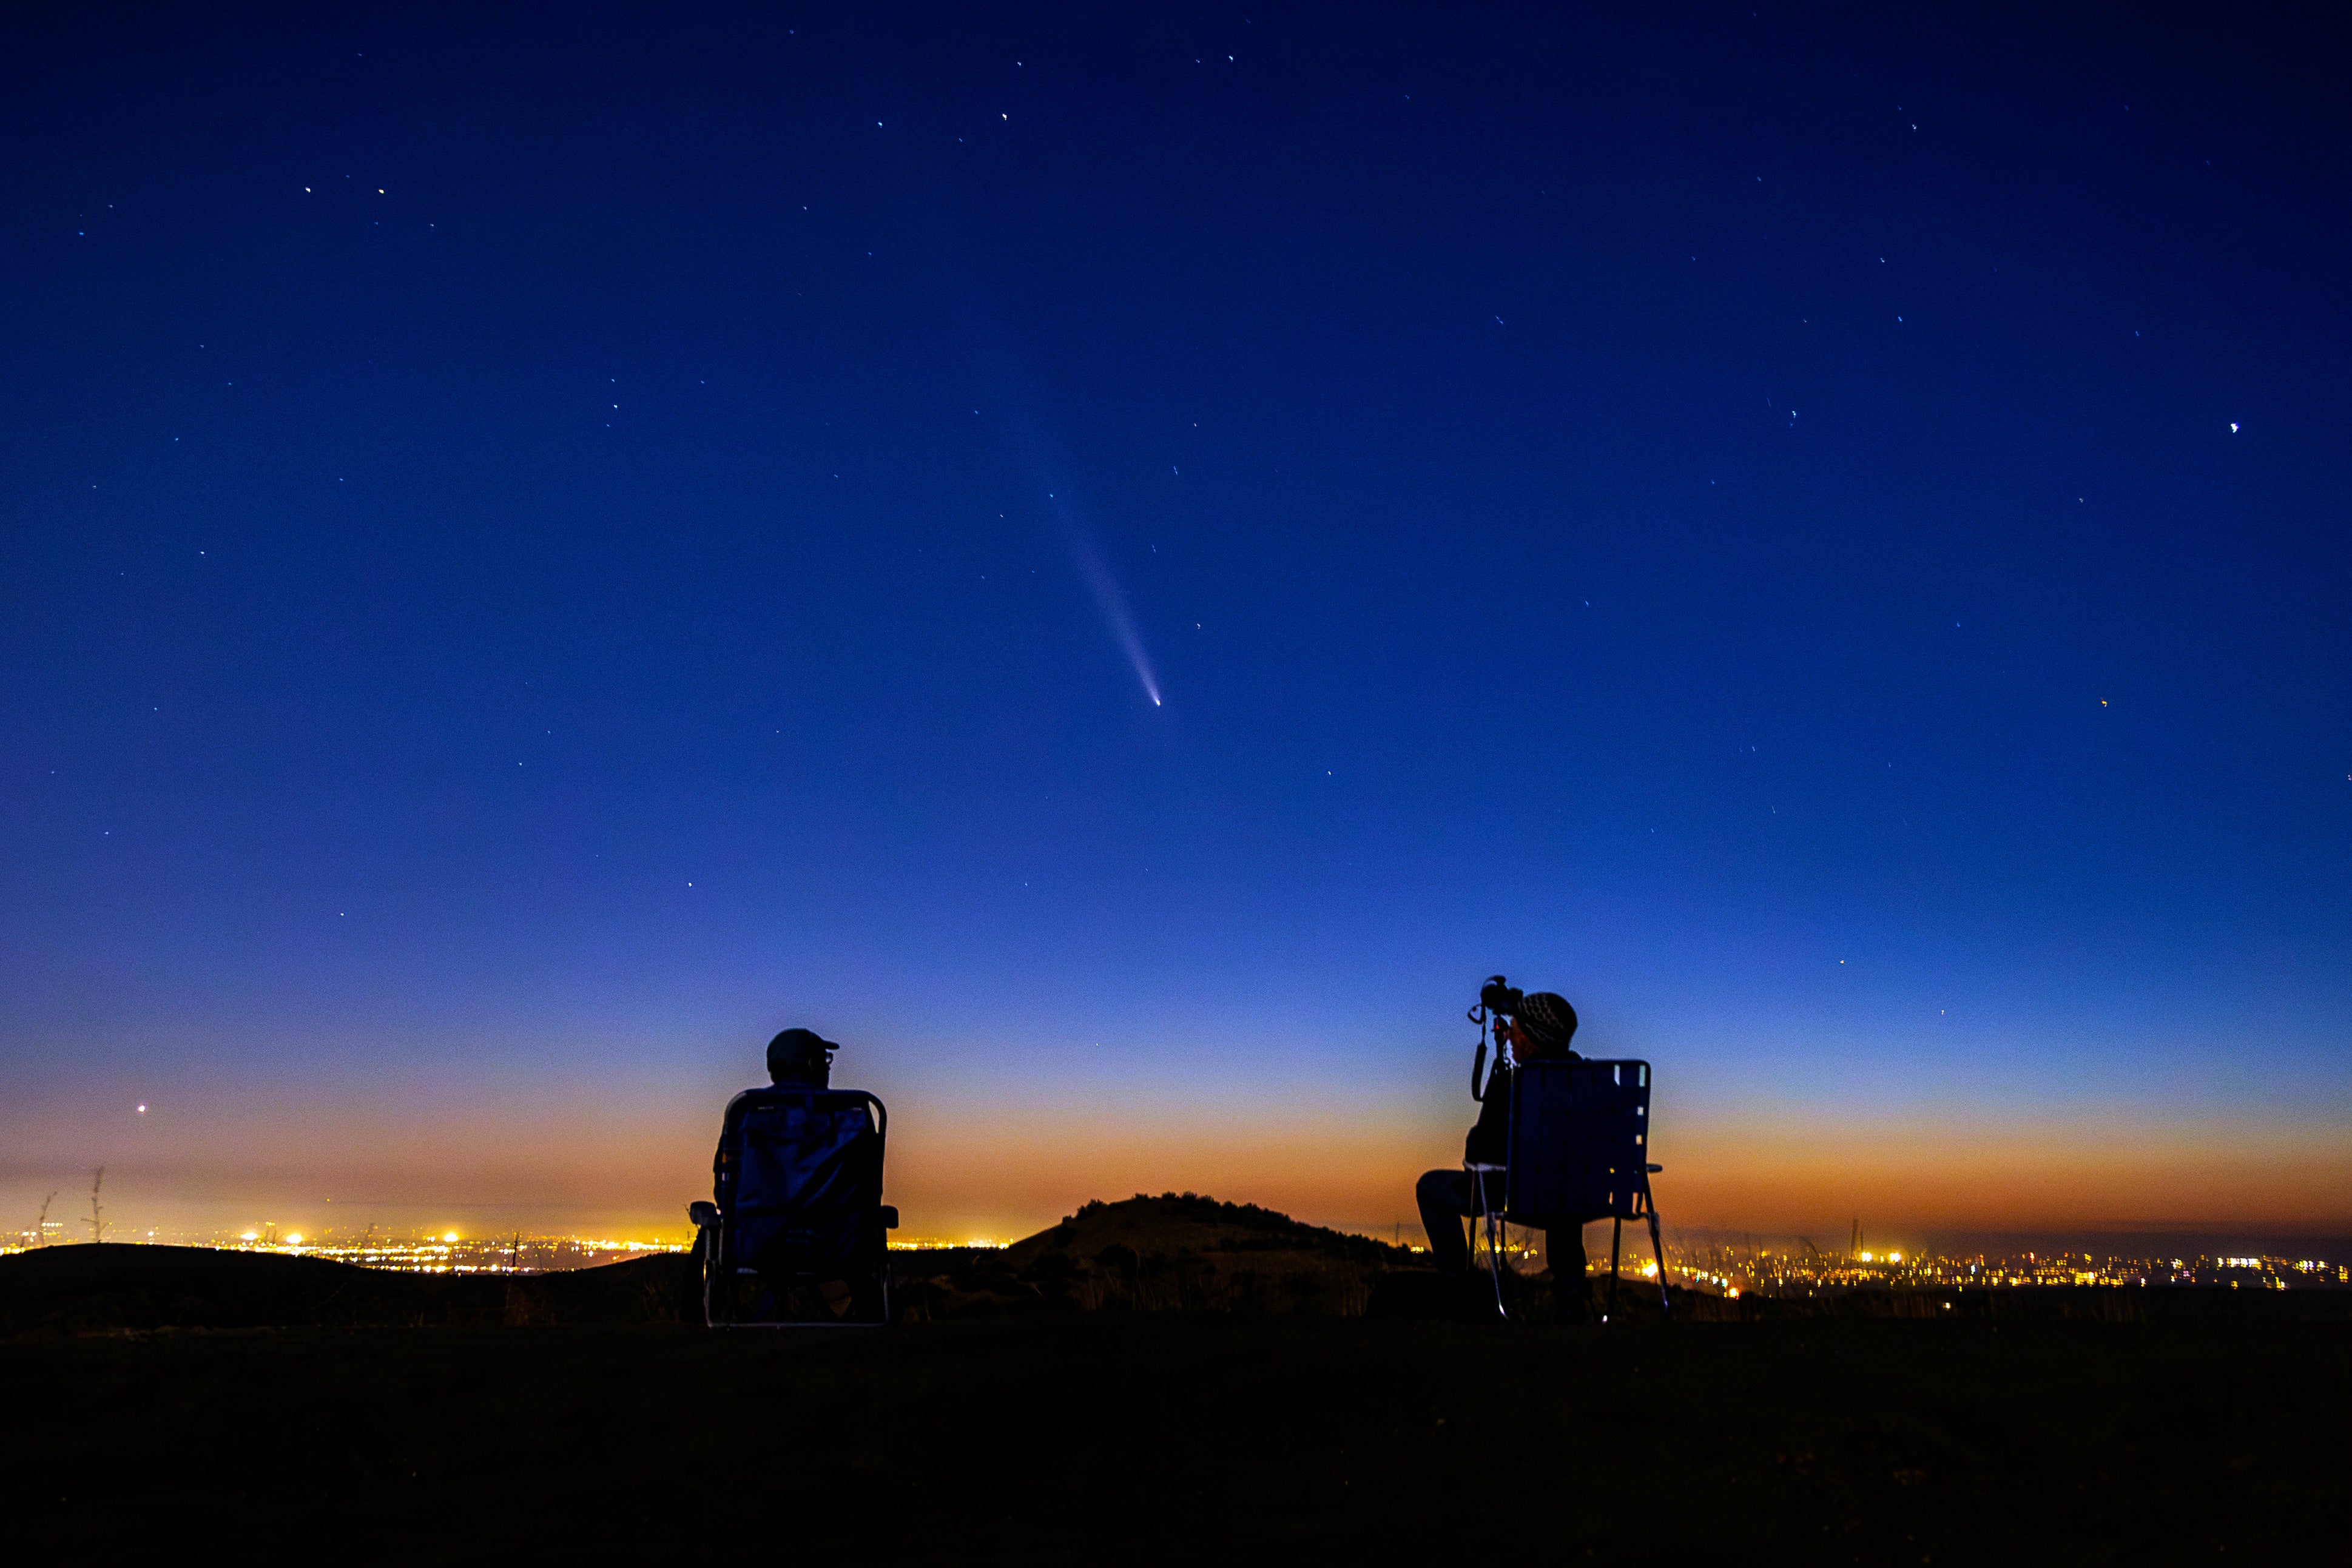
5, 1218, 2345, 1303
1650, 1245, 2344, 1297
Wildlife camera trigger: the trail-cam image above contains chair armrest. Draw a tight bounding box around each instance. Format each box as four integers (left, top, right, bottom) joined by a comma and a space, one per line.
1645, 1165, 1662, 1174
686, 1200, 718, 1228
879, 1205, 899, 1230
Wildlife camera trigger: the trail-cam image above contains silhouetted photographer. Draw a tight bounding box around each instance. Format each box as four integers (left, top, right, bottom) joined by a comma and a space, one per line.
1415, 977, 1594, 1316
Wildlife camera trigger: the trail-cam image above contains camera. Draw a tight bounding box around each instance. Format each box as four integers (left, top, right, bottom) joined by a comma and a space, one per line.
1478, 975, 1525, 1019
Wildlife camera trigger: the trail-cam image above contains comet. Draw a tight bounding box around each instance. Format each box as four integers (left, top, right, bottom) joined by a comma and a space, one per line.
1049, 491, 1163, 708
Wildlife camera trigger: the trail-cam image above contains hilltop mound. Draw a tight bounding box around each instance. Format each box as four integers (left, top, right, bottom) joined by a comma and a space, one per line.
893, 1193, 1426, 1320
0, 1243, 698, 1336
1010, 1191, 1412, 1267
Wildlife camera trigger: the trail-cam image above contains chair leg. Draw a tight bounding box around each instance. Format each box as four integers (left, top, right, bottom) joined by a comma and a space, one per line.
1647, 1208, 1670, 1317
701, 1225, 718, 1328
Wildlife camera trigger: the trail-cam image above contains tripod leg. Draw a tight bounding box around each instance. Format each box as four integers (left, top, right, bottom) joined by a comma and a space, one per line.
1473, 1169, 1505, 1321
1609, 1216, 1623, 1320
1486, 1212, 1507, 1319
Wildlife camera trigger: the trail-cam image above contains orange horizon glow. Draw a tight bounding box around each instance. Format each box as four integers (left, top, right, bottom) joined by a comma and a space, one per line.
13, 1094, 2348, 1248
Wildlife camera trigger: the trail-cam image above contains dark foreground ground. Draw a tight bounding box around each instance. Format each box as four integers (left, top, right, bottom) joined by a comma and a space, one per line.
4, 1247, 2345, 1561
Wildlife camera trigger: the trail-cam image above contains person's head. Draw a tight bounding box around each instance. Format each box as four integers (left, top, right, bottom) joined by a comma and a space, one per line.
766, 1027, 840, 1086
1511, 991, 1579, 1058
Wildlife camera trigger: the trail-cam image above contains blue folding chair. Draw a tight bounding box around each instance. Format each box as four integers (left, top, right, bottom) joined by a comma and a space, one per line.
1470, 1058, 1668, 1321
686, 1086, 897, 1327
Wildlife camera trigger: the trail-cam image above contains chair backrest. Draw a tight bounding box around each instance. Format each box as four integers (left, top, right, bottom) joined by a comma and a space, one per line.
713, 1087, 886, 1280
1504, 1058, 1653, 1225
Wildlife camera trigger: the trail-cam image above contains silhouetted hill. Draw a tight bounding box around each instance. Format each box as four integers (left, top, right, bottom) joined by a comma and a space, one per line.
1010, 1191, 1415, 1265
4, 1195, 1435, 1336
892, 1192, 1426, 1319
0, 1243, 698, 1336
8, 1227, 2348, 1560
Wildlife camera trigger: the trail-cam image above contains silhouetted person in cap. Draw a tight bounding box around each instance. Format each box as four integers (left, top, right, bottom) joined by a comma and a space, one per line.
1416, 981, 1593, 1316
688, 1026, 868, 1321
765, 1027, 840, 1088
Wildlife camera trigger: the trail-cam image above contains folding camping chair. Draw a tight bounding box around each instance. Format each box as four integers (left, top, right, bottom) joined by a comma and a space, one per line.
686, 1085, 898, 1327
1470, 1057, 1668, 1322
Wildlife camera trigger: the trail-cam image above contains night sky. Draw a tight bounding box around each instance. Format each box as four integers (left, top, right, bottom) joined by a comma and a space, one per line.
5, 5, 2347, 1247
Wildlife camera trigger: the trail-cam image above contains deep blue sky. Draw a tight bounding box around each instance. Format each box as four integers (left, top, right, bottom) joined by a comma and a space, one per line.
4, 4, 2347, 1241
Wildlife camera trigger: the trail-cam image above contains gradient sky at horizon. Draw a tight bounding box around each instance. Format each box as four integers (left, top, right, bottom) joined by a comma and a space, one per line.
5, 4, 2348, 1248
